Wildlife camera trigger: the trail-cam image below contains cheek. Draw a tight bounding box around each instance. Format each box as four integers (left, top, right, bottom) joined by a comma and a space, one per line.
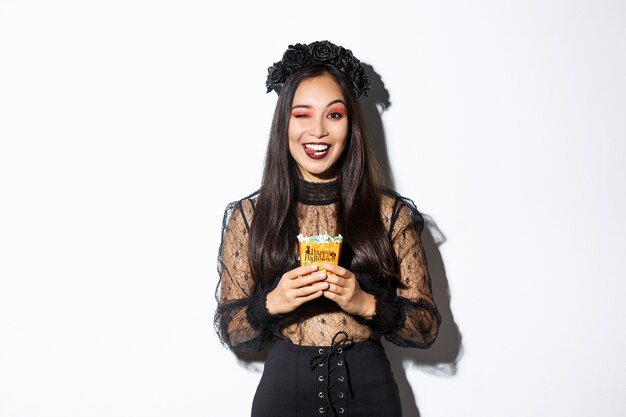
332, 123, 349, 147
287, 131, 301, 159
287, 123, 299, 146
288, 120, 306, 142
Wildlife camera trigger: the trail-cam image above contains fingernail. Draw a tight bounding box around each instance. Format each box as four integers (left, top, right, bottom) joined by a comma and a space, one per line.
310, 265, 318, 270
318, 272, 326, 278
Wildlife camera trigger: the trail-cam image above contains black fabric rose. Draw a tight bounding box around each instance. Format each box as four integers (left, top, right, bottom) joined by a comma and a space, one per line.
266, 61, 286, 94
351, 65, 370, 97
310, 40, 339, 62
331, 47, 355, 74
265, 40, 371, 97
282, 43, 312, 70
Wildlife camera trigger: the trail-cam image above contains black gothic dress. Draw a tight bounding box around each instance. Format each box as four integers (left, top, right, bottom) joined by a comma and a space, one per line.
214, 179, 441, 417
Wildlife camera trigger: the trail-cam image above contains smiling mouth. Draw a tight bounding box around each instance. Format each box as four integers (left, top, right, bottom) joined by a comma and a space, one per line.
303, 143, 331, 159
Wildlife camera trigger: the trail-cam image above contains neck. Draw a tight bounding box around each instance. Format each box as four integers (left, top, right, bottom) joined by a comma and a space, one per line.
295, 177, 340, 205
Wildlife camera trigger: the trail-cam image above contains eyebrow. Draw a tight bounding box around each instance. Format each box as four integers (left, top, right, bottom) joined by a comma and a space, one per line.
291, 99, 347, 110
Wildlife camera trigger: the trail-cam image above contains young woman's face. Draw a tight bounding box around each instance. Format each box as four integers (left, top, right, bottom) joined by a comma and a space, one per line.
288, 74, 349, 182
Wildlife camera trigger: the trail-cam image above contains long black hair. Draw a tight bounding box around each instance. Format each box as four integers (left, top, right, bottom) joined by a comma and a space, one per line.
248, 64, 398, 286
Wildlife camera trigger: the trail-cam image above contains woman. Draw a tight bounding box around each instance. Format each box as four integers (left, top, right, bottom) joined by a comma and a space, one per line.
215, 40, 441, 417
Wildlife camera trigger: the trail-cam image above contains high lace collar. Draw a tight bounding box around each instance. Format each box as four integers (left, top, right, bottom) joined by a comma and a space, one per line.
295, 178, 340, 205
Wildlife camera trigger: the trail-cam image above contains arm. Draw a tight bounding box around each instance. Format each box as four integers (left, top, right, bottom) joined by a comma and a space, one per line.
363, 196, 441, 348
214, 199, 279, 352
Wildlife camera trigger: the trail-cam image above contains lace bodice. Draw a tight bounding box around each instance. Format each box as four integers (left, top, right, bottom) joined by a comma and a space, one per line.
214, 180, 441, 351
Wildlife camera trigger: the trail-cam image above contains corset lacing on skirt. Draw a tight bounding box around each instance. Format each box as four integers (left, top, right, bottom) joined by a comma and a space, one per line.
309, 331, 353, 415
251, 331, 402, 417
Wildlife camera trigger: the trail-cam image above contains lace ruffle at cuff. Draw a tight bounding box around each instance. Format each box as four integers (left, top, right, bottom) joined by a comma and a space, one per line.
361, 291, 405, 336
354, 272, 405, 336
245, 288, 285, 331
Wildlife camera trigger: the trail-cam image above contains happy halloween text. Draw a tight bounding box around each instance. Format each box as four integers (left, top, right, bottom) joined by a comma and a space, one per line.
302, 246, 338, 264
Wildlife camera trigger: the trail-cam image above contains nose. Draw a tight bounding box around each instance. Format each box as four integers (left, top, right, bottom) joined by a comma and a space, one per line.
309, 116, 329, 139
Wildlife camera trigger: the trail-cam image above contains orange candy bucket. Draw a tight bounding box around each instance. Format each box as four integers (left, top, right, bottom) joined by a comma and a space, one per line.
297, 233, 343, 273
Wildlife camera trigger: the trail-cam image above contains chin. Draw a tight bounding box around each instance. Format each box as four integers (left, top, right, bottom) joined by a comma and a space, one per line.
305, 170, 337, 181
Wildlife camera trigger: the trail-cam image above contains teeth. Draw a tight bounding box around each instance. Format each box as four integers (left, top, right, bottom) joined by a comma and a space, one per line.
305, 144, 329, 151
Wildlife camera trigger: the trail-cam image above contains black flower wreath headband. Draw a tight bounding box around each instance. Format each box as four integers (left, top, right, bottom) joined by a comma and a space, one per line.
265, 40, 370, 97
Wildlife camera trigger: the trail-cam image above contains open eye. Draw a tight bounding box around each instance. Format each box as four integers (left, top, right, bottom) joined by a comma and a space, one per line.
326, 103, 346, 120
327, 112, 344, 120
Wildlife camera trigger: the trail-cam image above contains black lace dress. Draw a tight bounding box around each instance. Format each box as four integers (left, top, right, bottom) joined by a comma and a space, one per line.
214, 179, 441, 417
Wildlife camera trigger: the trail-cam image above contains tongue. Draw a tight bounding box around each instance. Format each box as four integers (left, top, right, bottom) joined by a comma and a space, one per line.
305, 147, 327, 156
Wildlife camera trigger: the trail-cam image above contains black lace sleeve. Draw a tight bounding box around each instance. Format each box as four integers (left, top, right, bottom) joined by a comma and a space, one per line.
214, 197, 282, 352
361, 193, 442, 348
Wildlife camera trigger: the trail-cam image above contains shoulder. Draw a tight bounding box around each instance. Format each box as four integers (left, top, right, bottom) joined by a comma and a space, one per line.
222, 190, 260, 232
379, 188, 424, 235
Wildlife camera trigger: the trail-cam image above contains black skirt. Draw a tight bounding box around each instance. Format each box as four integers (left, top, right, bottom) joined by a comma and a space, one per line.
251, 334, 401, 417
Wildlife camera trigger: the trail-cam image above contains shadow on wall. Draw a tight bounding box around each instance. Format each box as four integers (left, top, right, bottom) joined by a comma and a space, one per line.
383, 222, 462, 417
235, 64, 463, 417
362, 63, 463, 417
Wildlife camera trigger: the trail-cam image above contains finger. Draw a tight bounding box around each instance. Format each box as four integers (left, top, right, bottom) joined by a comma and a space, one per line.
284, 264, 319, 280
286, 272, 326, 292
296, 271, 327, 287
322, 263, 348, 277
324, 282, 343, 295
323, 273, 344, 287
296, 289, 325, 304
296, 281, 328, 298
322, 290, 339, 302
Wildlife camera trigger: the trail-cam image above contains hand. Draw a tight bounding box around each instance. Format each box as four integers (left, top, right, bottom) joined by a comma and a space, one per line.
266, 264, 329, 315
321, 263, 376, 319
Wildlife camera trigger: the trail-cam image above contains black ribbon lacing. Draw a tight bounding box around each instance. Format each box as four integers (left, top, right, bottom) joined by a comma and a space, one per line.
310, 331, 354, 415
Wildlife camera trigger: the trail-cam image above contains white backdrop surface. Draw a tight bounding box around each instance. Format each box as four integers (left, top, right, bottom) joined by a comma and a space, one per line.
1, 1, 625, 416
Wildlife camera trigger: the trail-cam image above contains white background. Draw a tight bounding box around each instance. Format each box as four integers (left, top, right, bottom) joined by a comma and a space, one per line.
1, 1, 625, 416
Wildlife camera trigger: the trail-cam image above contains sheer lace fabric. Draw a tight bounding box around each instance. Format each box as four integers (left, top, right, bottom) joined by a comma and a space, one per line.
214, 181, 440, 351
